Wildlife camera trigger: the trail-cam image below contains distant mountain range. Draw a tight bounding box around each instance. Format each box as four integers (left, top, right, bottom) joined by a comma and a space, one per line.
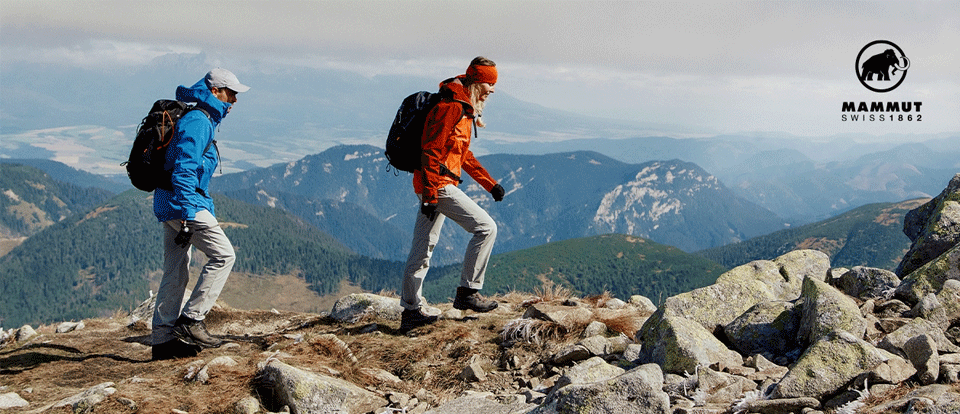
490, 136, 960, 223
212, 144, 786, 265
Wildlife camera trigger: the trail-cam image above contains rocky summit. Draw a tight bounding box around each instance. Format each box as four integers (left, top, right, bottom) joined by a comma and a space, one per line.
6, 177, 960, 413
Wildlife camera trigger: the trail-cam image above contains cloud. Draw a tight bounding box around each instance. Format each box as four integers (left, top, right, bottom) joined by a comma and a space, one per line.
5, 1, 954, 74
2, 0, 958, 136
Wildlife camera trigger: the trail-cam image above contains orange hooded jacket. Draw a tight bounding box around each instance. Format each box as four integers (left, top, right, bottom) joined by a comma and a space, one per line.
413, 78, 497, 204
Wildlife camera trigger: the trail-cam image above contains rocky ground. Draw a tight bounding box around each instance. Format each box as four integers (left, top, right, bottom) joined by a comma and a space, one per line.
1, 278, 959, 414
1, 286, 640, 413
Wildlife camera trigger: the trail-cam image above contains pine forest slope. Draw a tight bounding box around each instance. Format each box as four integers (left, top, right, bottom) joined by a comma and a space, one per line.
0, 163, 114, 238
423, 233, 728, 305
0, 190, 403, 328
696, 198, 924, 271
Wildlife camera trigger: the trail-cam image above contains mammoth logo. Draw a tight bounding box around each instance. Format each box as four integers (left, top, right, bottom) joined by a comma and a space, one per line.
856, 40, 910, 93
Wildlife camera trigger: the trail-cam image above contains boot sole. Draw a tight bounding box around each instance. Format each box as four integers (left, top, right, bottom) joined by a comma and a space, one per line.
453, 302, 499, 313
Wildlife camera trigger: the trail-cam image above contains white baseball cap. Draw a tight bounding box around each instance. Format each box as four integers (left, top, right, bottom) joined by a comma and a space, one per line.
204, 68, 250, 93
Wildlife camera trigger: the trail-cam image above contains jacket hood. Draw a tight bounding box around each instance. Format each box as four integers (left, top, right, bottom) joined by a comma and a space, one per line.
439, 77, 475, 117
175, 78, 231, 124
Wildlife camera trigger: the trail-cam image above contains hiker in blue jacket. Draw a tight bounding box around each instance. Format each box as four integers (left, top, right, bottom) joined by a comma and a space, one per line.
151, 68, 250, 360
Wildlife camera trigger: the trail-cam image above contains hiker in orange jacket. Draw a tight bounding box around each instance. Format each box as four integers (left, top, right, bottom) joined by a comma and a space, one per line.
400, 57, 507, 332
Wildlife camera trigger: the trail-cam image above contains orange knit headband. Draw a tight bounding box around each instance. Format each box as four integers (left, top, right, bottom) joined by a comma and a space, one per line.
465, 64, 498, 85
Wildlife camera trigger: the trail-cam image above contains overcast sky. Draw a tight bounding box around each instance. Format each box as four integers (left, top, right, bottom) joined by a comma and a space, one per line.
2, 0, 958, 139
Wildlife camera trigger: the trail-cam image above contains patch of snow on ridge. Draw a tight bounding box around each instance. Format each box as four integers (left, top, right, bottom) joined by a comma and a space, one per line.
283, 161, 297, 178
4, 190, 21, 202
593, 165, 685, 233
257, 189, 278, 208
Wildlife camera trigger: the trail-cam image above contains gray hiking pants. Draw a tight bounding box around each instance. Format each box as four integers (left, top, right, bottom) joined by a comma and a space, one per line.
401, 185, 497, 311
152, 209, 236, 344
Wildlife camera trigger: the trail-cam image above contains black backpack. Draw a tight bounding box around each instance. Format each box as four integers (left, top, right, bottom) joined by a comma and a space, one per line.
122, 100, 208, 192
384, 91, 442, 173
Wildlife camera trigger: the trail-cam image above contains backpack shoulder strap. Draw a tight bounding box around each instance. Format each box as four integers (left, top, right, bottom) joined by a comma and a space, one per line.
190, 106, 211, 120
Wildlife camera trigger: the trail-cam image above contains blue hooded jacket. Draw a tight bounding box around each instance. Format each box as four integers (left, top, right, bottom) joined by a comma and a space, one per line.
153, 78, 232, 222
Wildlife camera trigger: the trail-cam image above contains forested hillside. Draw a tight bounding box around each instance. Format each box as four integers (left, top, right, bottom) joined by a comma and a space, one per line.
422, 234, 727, 304
0, 163, 114, 237
0, 159, 129, 193
0, 190, 403, 327
696, 199, 923, 271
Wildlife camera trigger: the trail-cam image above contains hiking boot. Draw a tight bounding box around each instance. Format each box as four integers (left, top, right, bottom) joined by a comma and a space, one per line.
151, 339, 202, 361
453, 287, 498, 313
399, 308, 439, 333
172, 316, 223, 348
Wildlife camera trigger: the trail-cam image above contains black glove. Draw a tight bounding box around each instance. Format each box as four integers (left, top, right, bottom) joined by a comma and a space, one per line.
491, 184, 505, 202
174, 221, 193, 248
420, 202, 438, 221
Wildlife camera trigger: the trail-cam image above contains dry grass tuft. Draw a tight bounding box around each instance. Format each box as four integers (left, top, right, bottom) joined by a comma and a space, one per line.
595, 312, 645, 340
500, 290, 536, 306
376, 289, 399, 298
533, 281, 573, 303
581, 291, 614, 308
501, 318, 567, 345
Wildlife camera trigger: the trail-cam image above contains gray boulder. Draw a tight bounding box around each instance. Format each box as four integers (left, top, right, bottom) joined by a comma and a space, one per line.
897, 174, 960, 277
56, 321, 85, 333
0, 392, 29, 409
909, 293, 951, 330
553, 356, 626, 390
51, 382, 116, 413
867, 384, 960, 414
797, 277, 867, 345
696, 367, 757, 406
329, 293, 403, 323
774, 331, 891, 400
15, 325, 36, 342
861, 351, 916, 385
531, 364, 670, 414
735, 397, 821, 414
879, 317, 960, 357
639, 250, 829, 338
424, 392, 536, 414
581, 321, 607, 338
724, 300, 802, 357
629, 295, 658, 314
896, 241, 960, 305
904, 334, 940, 385
833, 266, 899, 300
256, 359, 385, 414
577, 335, 612, 356
937, 279, 960, 328
638, 315, 742, 375
194, 356, 239, 384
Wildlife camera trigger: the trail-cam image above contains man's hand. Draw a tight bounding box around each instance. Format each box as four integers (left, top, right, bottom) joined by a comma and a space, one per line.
491, 184, 505, 202
174, 221, 193, 248
421, 202, 439, 221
